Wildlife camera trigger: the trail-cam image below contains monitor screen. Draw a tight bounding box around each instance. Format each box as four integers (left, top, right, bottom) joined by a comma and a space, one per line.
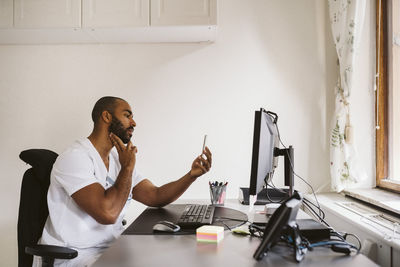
249, 108, 279, 196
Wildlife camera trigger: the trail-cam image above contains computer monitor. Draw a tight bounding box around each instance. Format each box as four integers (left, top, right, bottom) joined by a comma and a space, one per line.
247, 108, 294, 204
249, 108, 279, 196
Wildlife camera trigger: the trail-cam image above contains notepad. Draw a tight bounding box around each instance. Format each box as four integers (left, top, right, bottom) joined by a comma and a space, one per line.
196, 225, 224, 243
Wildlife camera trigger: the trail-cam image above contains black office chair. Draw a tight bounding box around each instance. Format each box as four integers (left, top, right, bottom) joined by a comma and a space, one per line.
18, 149, 77, 267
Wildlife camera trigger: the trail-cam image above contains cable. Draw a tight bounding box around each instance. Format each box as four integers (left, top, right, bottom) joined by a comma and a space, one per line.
264, 180, 287, 204
301, 202, 361, 252
302, 200, 331, 228
274, 120, 323, 218
268, 179, 287, 194
214, 217, 250, 223
309, 241, 359, 251
303, 198, 325, 220
330, 231, 362, 251
344, 233, 362, 251
263, 175, 282, 203
262, 170, 289, 204
258, 111, 362, 256
214, 217, 266, 238
248, 223, 265, 238
273, 116, 362, 253
220, 220, 232, 231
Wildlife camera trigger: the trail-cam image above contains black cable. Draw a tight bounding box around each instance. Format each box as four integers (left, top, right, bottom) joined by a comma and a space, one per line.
263, 175, 282, 203
214, 217, 250, 223
266, 189, 283, 203
308, 240, 359, 252
214, 217, 266, 238
303, 198, 325, 220
262, 171, 288, 203
268, 179, 288, 194
330, 231, 362, 251
275, 122, 362, 253
302, 200, 331, 228
214, 217, 252, 232
265, 182, 286, 204
220, 220, 232, 231
302, 200, 362, 253
248, 223, 265, 238
343, 233, 362, 251
302, 201, 323, 222
274, 121, 323, 218
253, 112, 362, 256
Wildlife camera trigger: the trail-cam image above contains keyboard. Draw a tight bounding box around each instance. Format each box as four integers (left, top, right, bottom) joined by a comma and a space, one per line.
177, 204, 216, 229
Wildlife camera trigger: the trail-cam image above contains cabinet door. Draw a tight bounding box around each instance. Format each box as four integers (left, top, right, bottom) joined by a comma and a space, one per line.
0, 0, 13, 28
151, 0, 216, 26
14, 0, 81, 28
83, 0, 149, 28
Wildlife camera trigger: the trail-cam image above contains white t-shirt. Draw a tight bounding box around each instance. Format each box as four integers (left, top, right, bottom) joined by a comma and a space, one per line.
34, 138, 144, 266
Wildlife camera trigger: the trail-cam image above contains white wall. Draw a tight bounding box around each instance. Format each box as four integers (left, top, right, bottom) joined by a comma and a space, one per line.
0, 1, 375, 266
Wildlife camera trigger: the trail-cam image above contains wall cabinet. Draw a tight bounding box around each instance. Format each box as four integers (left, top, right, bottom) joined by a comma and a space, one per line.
0, 0, 217, 43
14, 0, 81, 28
0, 0, 13, 28
83, 0, 149, 28
151, 0, 216, 26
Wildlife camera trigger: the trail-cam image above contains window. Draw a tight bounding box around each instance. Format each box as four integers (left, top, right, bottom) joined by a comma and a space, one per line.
390, 0, 400, 182
376, 0, 400, 192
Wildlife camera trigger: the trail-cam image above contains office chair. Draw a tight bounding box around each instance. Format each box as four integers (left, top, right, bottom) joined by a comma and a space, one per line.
18, 149, 77, 267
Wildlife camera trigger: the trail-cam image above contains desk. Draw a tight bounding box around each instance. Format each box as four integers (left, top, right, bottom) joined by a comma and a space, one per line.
94, 199, 379, 267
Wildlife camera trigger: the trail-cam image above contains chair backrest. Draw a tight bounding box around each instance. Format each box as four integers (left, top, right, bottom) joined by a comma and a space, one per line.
18, 149, 58, 267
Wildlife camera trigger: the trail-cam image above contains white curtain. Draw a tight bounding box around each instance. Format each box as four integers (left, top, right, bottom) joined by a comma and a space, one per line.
328, 0, 366, 192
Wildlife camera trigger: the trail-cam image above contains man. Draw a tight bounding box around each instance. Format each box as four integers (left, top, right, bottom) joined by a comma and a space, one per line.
34, 96, 212, 266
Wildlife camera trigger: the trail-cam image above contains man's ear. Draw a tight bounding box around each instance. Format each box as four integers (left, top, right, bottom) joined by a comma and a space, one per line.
101, 110, 112, 124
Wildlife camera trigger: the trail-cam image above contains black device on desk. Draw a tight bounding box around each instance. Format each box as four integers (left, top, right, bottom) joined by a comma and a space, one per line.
239, 108, 295, 205
176, 204, 215, 229
253, 191, 305, 262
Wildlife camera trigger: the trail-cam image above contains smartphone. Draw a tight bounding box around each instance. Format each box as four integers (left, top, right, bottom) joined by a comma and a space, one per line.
202, 134, 207, 154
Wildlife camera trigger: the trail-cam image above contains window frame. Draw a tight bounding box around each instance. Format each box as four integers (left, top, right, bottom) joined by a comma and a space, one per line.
376, 0, 400, 192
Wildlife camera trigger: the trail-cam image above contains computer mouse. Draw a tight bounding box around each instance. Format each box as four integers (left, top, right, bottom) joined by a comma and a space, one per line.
152, 220, 181, 233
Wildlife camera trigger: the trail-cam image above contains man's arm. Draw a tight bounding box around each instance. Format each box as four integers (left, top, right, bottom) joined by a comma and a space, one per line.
71, 133, 137, 224
132, 147, 212, 207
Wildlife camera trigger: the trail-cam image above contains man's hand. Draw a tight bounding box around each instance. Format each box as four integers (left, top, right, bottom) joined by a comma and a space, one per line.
110, 133, 137, 171
132, 147, 212, 207
189, 146, 212, 179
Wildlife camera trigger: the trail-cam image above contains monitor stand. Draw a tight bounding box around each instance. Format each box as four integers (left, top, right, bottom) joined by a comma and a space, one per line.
239, 187, 291, 205
274, 145, 294, 198
240, 145, 295, 205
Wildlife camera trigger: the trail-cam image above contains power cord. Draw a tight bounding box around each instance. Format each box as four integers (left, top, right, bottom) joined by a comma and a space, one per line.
271, 112, 362, 254
303, 198, 326, 219
213, 217, 250, 232
274, 118, 323, 219
302, 200, 330, 228
214, 217, 265, 238
263, 177, 288, 204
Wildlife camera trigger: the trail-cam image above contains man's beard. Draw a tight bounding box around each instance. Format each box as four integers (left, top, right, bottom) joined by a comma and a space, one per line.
109, 116, 133, 144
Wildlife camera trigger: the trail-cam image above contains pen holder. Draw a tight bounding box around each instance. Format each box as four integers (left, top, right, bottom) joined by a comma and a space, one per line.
209, 182, 227, 206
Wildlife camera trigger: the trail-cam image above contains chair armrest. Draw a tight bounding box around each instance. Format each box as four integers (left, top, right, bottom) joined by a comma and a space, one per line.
25, 244, 78, 260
